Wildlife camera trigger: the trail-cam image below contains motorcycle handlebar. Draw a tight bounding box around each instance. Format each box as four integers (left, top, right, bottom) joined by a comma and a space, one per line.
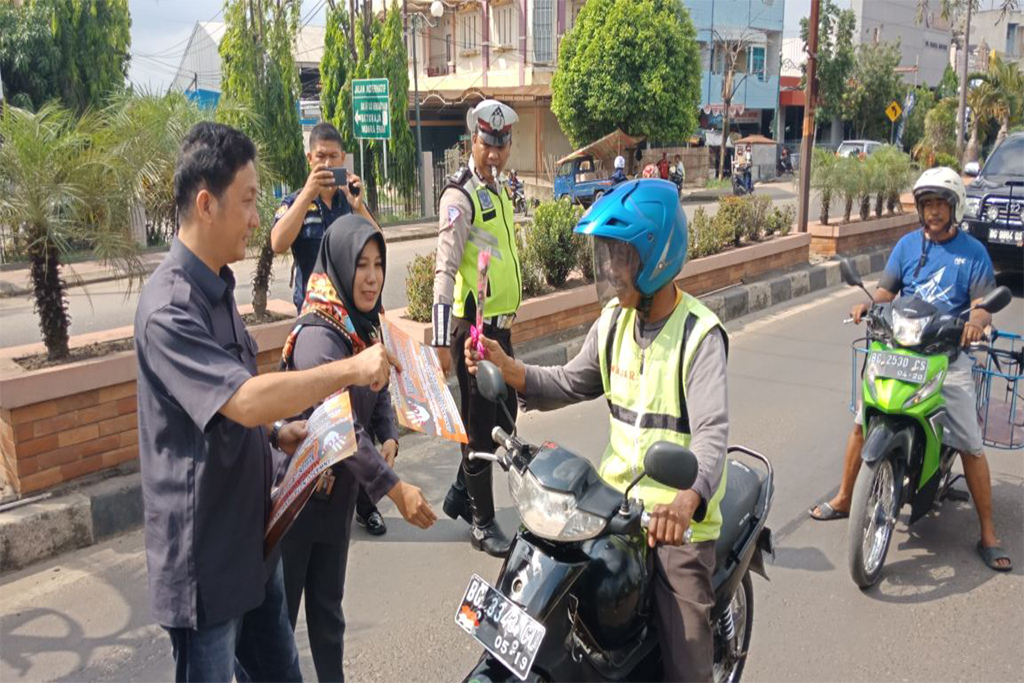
638, 510, 693, 543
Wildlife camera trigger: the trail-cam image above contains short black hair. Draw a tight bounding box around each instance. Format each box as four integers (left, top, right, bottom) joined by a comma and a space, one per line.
309, 122, 344, 149
173, 122, 257, 220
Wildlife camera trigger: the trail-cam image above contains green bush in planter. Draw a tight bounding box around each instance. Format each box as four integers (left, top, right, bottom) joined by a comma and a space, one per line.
531, 200, 585, 287
810, 148, 839, 225
687, 206, 719, 259
516, 225, 547, 298
932, 152, 961, 174
405, 250, 436, 323
716, 196, 752, 247
748, 195, 773, 241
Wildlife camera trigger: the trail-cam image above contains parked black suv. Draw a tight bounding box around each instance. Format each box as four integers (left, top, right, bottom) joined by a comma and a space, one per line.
963, 132, 1024, 272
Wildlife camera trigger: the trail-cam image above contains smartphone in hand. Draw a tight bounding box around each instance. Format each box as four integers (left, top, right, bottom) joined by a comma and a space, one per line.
327, 167, 347, 187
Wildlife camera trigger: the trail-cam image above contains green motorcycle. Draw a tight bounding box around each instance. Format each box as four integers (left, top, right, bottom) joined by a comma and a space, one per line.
839, 260, 1013, 588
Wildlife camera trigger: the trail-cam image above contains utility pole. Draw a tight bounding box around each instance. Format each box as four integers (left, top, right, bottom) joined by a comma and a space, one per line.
797, 0, 820, 234
955, 0, 973, 166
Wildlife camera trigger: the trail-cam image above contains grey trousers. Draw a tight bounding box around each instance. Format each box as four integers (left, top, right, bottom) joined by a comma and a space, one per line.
652, 540, 717, 683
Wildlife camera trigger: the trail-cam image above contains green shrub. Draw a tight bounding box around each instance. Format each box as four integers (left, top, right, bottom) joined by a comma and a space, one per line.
764, 204, 795, 236
932, 152, 961, 173
687, 206, 718, 259
405, 250, 435, 323
748, 195, 773, 241
715, 196, 752, 247
530, 200, 584, 287
810, 148, 839, 225
516, 226, 546, 298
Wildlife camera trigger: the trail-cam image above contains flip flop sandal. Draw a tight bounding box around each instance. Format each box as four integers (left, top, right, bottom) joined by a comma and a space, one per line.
976, 541, 1013, 572
808, 502, 849, 521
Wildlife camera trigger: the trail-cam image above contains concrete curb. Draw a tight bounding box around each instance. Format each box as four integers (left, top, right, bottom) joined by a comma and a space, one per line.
0, 247, 889, 574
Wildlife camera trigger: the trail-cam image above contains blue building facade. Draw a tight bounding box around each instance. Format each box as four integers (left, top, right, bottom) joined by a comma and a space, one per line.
683, 0, 785, 134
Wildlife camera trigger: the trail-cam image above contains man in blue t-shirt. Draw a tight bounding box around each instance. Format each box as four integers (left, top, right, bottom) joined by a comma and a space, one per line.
809, 168, 1011, 572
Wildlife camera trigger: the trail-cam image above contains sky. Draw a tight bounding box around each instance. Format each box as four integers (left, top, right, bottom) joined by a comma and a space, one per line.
126, 0, 1006, 93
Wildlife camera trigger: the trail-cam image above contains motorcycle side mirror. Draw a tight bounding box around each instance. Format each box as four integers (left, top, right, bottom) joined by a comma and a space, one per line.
643, 442, 700, 491
839, 258, 863, 288
974, 286, 1012, 314
475, 360, 508, 403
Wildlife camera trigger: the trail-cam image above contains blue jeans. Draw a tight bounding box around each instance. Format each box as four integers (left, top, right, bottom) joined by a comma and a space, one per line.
165, 561, 302, 682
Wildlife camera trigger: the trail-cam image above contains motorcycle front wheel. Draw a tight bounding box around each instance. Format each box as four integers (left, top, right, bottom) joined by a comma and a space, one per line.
713, 572, 753, 683
847, 455, 904, 588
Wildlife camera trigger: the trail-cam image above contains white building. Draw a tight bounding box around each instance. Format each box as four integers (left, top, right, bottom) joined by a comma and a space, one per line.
849, 0, 952, 87
968, 6, 1023, 66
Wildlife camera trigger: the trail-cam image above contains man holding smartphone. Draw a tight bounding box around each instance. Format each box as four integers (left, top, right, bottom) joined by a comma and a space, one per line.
271, 122, 379, 312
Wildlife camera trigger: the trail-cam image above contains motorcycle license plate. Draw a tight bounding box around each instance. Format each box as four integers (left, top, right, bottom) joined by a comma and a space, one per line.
869, 351, 928, 384
455, 574, 545, 681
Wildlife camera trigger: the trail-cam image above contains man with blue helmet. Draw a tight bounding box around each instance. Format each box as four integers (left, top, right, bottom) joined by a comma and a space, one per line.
466, 179, 728, 681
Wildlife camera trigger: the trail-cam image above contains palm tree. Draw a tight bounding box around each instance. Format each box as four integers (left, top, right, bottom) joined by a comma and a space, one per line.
810, 148, 839, 225
0, 104, 143, 360
965, 77, 998, 163
982, 53, 1024, 146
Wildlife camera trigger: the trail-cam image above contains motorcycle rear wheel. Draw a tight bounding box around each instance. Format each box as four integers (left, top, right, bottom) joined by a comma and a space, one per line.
848, 455, 904, 588
713, 572, 754, 683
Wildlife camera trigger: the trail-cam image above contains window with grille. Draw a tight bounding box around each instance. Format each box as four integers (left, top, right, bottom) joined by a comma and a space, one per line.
748, 45, 766, 81
494, 3, 517, 48
460, 13, 478, 51
533, 0, 554, 62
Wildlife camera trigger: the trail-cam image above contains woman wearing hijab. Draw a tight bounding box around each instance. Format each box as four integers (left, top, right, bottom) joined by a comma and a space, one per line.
279, 214, 437, 682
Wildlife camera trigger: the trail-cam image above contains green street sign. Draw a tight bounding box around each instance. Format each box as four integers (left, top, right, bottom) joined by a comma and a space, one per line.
352, 78, 391, 140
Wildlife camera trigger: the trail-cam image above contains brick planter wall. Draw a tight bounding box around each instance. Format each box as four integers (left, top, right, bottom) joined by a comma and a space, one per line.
0, 301, 295, 496
809, 212, 919, 257
391, 233, 812, 345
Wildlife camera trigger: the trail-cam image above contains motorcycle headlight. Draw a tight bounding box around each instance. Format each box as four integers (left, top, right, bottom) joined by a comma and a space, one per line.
965, 196, 981, 218
903, 368, 946, 409
891, 309, 928, 347
510, 468, 607, 542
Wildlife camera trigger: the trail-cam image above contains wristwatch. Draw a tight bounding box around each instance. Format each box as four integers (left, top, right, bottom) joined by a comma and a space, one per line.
269, 420, 287, 450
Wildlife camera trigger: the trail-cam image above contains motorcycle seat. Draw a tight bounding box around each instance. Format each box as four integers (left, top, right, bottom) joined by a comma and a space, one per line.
713, 459, 764, 571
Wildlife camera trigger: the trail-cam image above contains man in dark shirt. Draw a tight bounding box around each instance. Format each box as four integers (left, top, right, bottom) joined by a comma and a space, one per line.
270, 122, 378, 312
135, 122, 398, 682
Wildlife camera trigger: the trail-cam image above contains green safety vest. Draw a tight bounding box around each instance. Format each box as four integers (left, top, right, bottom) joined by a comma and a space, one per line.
597, 293, 728, 543
450, 175, 522, 319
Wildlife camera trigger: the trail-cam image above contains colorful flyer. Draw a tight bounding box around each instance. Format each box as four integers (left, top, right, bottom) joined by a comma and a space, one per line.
264, 391, 358, 556
380, 316, 468, 444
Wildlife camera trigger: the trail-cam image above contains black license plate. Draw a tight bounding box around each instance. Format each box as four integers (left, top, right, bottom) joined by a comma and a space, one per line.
989, 228, 1023, 245
456, 574, 545, 681
869, 351, 928, 384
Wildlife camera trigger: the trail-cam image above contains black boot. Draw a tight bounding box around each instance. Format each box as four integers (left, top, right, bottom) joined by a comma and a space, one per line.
465, 466, 512, 557
443, 467, 472, 525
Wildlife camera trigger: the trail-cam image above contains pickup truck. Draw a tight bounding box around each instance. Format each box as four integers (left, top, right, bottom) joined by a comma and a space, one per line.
963, 132, 1024, 273
553, 155, 617, 205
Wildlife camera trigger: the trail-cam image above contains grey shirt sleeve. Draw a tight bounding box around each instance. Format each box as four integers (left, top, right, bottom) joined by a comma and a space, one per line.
684, 328, 729, 515
143, 304, 253, 432
522, 319, 606, 410
433, 188, 475, 307
291, 325, 399, 503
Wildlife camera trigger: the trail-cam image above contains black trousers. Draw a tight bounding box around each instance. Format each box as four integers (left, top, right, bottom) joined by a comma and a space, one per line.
450, 318, 518, 475
281, 468, 359, 683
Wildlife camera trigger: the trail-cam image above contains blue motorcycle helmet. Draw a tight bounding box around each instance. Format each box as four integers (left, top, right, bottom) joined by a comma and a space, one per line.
574, 179, 687, 309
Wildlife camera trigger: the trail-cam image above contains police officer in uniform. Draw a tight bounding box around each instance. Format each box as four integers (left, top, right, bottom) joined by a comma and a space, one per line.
432, 100, 522, 557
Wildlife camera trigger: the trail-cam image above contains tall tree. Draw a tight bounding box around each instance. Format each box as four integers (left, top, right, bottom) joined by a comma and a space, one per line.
711, 26, 762, 179
936, 64, 960, 100
799, 0, 856, 124
219, 0, 306, 318
841, 41, 904, 141
551, 0, 702, 147
0, 0, 130, 112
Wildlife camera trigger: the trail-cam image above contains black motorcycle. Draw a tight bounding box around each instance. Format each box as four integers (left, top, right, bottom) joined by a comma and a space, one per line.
669, 165, 685, 195
732, 166, 754, 196
455, 361, 775, 683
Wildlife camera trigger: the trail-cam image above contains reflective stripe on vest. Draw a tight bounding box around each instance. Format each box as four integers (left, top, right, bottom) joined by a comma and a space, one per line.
452, 181, 522, 319
597, 294, 728, 543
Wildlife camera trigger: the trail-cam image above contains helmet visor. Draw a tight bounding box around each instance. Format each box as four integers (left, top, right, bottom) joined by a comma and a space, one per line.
593, 236, 641, 307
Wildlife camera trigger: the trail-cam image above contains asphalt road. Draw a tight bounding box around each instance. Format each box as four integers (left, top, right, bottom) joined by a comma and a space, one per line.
1, 274, 1021, 682
0, 187, 803, 349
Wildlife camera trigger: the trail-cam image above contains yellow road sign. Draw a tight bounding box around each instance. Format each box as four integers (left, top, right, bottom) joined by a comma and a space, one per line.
886, 101, 903, 123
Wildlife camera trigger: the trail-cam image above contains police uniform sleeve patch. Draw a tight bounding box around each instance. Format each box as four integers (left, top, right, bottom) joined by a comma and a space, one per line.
274, 204, 288, 219
447, 205, 462, 226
